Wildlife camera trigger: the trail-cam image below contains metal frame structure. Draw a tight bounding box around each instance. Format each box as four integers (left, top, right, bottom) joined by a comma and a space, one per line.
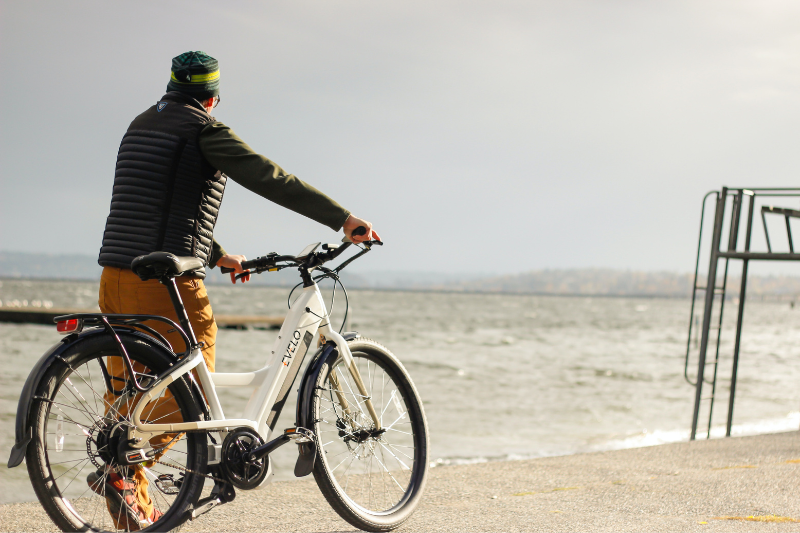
685, 187, 800, 440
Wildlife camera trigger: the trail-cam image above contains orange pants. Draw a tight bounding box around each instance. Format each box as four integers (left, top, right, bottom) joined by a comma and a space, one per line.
98, 266, 217, 518
99, 266, 217, 366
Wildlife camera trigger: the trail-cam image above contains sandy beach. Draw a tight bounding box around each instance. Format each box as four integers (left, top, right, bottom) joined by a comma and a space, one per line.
2, 430, 799, 532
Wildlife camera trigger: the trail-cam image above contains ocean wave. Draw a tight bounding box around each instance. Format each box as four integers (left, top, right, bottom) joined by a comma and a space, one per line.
429, 413, 800, 469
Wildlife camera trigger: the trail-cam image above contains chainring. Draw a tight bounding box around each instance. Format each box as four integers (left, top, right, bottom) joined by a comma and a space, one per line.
220, 428, 269, 490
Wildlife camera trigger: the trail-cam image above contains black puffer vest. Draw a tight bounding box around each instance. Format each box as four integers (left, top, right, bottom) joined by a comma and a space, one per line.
98, 92, 226, 276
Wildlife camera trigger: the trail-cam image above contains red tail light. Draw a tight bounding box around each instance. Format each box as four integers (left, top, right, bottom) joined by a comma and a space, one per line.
56, 319, 83, 334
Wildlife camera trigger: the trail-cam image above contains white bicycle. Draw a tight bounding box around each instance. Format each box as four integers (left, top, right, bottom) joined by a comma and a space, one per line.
8, 231, 429, 532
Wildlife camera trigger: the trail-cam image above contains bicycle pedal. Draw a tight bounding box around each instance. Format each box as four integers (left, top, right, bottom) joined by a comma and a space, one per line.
154, 474, 180, 495
284, 427, 314, 443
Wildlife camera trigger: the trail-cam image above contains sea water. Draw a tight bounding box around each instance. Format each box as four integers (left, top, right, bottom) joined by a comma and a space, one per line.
1, 279, 799, 504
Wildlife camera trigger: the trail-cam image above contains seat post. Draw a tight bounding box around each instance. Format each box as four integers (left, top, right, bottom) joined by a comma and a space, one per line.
161, 277, 199, 349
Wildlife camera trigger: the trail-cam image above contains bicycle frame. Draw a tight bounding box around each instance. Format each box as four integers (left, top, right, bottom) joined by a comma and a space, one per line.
127, 279, 381, 450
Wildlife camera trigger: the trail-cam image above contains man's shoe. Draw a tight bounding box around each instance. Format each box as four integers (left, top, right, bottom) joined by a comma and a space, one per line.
86, 469, 163, 531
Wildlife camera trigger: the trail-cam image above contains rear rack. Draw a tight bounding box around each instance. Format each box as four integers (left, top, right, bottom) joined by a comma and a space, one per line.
54, 313, 192, 394
685, 187, 800, 440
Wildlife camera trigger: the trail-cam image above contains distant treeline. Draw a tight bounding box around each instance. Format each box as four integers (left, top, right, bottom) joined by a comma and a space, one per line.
3, 251, 800, 298
442, 269, 800, 298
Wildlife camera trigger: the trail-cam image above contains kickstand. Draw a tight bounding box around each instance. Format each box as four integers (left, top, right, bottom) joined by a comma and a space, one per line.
189, 479, 235, 520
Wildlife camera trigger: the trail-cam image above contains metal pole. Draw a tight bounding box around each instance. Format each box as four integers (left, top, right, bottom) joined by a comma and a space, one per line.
691, 187, 727, 440
705, 191, 743, 438
726, 192, 755, 437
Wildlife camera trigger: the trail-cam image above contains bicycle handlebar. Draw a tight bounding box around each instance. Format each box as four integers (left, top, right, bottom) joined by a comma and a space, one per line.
219, 226, 379, 276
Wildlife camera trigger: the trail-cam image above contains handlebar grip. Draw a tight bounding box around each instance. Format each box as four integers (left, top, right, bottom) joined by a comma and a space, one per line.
241, 259, 258, 270
220, 267, 235, 274
351, 226, 367, 237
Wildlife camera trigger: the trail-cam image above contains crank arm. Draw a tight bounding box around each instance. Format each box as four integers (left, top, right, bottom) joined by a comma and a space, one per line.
246, 427, 315, 462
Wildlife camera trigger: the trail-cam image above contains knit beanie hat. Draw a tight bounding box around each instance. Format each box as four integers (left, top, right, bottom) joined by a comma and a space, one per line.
166, 51, 220, 100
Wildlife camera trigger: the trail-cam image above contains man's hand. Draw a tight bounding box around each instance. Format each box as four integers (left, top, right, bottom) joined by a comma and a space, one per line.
343, 214, 381, 244
217, 254, 251, 284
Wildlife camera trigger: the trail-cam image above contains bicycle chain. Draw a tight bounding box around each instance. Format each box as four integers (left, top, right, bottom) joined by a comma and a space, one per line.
149, 455, 227, 484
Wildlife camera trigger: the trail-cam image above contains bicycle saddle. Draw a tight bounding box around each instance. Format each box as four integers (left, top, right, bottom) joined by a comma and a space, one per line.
131, 252, 205, 281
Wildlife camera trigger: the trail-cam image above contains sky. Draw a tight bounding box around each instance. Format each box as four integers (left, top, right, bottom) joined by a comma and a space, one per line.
1, 1, 800, 275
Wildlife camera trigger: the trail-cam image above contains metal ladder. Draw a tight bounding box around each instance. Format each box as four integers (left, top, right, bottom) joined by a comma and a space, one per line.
684, 187, 800, 440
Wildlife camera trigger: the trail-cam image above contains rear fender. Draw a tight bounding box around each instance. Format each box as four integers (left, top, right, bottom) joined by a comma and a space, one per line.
7, 327, 185, 468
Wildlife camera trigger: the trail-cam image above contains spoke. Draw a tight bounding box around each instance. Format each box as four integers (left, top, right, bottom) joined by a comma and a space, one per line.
85, 362, 101, 416
368, 444, 375, 508
379, 439, 393, 506
48, 409, 93, 439
57, 458, 91, 494
386, 442, 415, 461
372, 448, 407, 493
379, 393, 394, 421
143, 392, 166, 425
51, 457, 91, 486
385, 442, 415, 449
61, 359, 127, 421
385, 412, 407, 431
330, 446, 358, 473
147, 408, 183, 424
47, 399, 105, 423
49, 457, 91, 466
378, 440, 411, 471
325, 448, 354, 460
342, 450, 360, 493
58, 383, 98, 427
65, 377, 96, 418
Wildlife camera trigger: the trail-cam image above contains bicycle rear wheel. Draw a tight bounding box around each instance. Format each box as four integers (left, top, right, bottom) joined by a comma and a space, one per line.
26, 333, 208, 532
311, 338, 428, 532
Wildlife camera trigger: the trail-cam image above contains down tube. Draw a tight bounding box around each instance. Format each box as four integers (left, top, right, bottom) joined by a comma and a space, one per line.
249, 285, 327, 438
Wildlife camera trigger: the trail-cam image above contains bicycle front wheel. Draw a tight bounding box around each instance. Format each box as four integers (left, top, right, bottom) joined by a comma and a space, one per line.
311, 338, 429, 532
26, 333, 208, 532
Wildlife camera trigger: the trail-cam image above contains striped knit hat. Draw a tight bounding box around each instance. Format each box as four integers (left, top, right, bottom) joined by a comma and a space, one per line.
166, 51, 220, 100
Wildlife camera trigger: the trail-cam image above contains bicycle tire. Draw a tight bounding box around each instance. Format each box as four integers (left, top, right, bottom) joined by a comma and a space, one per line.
25, 333, 208, 532
311, 338, 428, 531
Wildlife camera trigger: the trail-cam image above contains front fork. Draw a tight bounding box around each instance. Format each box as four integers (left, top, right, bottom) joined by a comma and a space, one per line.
323, 330, 381, 430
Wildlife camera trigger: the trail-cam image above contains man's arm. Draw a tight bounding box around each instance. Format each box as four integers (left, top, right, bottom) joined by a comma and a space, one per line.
208, 239, 227, 269
198, 122, 351, 231
200, 122, 379, 284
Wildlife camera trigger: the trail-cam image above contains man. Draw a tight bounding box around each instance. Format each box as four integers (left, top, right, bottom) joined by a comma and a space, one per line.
91, 51, 379, 529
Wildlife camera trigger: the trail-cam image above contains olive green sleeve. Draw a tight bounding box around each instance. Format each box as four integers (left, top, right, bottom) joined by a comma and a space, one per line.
198, 122, 351, 231
208, 238, 227, 269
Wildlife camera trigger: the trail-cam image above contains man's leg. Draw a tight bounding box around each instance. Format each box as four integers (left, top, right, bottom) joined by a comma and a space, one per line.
98, 267, 217, 524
